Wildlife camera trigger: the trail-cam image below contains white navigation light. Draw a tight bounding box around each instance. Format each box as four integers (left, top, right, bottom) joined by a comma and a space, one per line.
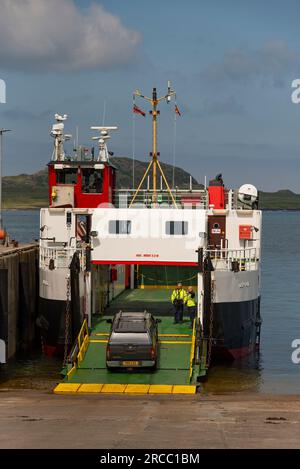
238, 184, 258, 206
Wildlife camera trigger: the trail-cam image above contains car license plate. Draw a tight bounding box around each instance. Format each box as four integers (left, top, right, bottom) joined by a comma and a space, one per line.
122, 361, 139, 366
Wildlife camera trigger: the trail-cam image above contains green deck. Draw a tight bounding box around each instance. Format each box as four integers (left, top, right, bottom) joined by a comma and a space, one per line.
104, 288, 176, 315
63, 289, 205, 387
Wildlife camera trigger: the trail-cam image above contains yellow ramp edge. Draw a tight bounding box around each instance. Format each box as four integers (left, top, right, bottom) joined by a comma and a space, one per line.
124, 384, 150, 394
53, 383, 196, 395
101, 384, 127, 393
78, 383, 104, 393
172, 385, 196, 394
54, 383, 81, 393
149, 385, 173, 394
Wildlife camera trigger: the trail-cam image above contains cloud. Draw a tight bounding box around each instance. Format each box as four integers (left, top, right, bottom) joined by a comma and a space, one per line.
201, 40, 299, 87
2, 107, 52, 120
189, 96, 245, 118
0, 0, 141, 72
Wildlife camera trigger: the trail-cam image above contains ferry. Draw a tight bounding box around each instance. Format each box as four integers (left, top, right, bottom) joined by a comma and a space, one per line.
37, 85, 262, 379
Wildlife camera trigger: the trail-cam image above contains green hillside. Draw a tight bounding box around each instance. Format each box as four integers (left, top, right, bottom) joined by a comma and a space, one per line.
2, 157, 201, 209
2, 157, 300, 210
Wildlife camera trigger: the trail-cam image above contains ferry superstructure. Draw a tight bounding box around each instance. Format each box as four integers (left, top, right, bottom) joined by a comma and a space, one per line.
37, 86, 262, 371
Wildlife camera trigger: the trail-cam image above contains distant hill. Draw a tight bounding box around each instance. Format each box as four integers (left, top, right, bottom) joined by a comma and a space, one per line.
2, 157, 201, 209
3, 169, 48, 208
2, 156, 300, 209
259, 190, 300, 210
111, 157, 201, 190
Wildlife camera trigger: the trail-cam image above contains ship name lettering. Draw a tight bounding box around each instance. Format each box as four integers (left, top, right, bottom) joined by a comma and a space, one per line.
238, 281, 250, 288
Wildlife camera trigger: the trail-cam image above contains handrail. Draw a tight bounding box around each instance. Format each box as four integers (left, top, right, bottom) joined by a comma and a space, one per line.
114, 188, 208, 209
40, 246, 85, 270
189, 319, 196, 381
66, 319, 89, 380
206, 248, 259, 271
77, 319, 89, 364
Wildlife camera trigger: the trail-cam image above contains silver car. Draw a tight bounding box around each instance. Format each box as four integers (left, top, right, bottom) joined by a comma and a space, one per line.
106, 311, 161, 369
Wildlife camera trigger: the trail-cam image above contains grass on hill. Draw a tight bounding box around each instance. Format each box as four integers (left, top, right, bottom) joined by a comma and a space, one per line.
2, 157, 300, 210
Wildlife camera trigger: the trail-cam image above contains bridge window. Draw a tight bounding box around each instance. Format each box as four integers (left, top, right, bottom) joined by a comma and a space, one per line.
56, 168, 77, 184
166, 221, 188, 235
81, 168, 103, 194
109, 220, 131, 234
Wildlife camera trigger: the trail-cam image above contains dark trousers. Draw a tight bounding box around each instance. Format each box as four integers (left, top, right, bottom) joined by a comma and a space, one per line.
173, 302, 183, 323
188, 306, 196, 326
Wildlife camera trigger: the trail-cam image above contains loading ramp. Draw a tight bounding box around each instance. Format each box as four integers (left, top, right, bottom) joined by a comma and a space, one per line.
54, 289, 208, 395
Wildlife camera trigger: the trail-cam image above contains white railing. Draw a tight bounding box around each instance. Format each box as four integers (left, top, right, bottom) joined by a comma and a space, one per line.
114, 188, 208, 209
114, 188, 255, 210
40, 246, 86, 271
206, 248, 259, 271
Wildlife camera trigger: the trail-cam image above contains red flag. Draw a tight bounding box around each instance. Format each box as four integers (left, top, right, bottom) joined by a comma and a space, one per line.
133, 104, 146, 117
175, 104, 181, 116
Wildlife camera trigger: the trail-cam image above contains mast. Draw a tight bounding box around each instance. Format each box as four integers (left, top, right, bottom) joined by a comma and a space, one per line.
152, 87, 158, 202
130, 82, 177, 207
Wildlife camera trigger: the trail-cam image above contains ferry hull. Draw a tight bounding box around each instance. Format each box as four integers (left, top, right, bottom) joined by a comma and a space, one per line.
212, 297, 260, 361
38, 298, 67, 357
38, 296, 83, 358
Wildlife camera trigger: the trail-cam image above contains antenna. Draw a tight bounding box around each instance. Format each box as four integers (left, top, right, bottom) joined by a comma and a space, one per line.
90, 126, 118, 162
102, 100, 106, 126
129, 82, 177, 207
50, 114, 72, 161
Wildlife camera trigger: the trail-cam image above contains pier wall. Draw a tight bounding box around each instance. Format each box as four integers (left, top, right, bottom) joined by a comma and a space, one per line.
0, 244, 39, 362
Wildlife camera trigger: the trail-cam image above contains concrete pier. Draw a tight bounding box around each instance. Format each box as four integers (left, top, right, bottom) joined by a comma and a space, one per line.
0, 243, 39, 362
0, 390, 300, 448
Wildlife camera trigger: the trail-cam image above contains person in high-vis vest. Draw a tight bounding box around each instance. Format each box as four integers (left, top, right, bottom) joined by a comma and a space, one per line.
171, 282, 187, 324
185, 286, 197, 327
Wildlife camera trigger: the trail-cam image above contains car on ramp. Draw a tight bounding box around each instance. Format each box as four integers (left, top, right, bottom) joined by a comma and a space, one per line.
106, 311, 161, 370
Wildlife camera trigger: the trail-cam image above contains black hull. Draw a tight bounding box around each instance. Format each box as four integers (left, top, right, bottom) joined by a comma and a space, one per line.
37, 252, 83, 356
37, 297, 84, 356
211, 297, 261, 361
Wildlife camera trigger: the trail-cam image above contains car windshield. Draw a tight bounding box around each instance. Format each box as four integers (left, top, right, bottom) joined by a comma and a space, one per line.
114, 319, 147, 333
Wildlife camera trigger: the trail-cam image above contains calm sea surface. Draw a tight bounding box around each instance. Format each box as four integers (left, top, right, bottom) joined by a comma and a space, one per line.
0, 209, 300, 394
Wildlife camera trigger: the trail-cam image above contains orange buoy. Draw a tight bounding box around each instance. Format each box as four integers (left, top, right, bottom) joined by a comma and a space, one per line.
0, 229, 5, 240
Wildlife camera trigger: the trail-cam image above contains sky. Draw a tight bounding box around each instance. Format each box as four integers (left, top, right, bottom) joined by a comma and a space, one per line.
1, 0, 300, 191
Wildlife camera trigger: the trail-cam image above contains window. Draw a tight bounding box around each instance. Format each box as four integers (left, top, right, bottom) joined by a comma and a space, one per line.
115, 320, 147, 333
166, 221, 188, 235
56, 168, 78, 184
81, 168, 103, 194
109, 220, 131, 234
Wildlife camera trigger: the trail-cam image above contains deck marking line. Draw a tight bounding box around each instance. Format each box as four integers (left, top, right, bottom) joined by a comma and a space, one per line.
159, 334, 191, 337
159, 340, 192, 344
89, 339, 108, 343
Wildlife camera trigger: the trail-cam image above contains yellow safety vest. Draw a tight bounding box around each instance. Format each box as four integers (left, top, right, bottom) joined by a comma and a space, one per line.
186, 292, 196, 307
171, 288, 186, 303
